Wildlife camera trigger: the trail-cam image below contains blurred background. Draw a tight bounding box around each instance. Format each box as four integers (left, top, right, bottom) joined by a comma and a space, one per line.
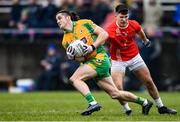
0, 0, 179, 93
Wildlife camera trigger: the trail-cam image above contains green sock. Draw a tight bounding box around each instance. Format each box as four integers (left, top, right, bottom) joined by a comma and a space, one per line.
85, 93, 96, 104
135, 97, 146, 105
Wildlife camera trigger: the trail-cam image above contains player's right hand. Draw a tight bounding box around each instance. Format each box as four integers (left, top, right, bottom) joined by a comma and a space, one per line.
83, 45, 96, 56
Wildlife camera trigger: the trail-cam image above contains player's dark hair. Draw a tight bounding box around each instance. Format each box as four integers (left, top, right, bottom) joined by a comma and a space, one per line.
115, 4, 129, 15
56, 10, 80, 21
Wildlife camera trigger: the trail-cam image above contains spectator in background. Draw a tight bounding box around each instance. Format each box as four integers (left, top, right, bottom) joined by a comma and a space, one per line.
143, 0, 162, 82
93, 0, 112, 25
35, 43, 63, 91
58, 0, 76, 11
77, 0, 95, 22
42, 0, 59, 28
18, 0, 43, 30
134, 0, 143, 24
143, 0, 163, 37
9, 0, 23, 28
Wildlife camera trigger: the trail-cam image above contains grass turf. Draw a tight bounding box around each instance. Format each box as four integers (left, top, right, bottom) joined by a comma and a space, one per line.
0, 91, 179, 121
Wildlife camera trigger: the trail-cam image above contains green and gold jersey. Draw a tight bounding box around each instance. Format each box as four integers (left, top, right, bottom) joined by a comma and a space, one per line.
62, 19, 106, 60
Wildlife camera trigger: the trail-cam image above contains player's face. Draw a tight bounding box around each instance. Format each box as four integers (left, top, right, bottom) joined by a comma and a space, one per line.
56, 13, 69, 30
116, 13, 129, 27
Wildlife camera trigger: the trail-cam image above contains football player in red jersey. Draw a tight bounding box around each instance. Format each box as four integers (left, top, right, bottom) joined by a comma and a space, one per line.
106, 4, 177, 115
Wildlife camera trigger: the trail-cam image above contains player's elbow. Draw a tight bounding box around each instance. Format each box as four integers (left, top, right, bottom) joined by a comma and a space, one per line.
102, 31, 109, 44
103, 31, 109, 39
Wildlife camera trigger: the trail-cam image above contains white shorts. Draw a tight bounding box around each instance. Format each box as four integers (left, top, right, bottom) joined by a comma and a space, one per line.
111, 54, 146, 73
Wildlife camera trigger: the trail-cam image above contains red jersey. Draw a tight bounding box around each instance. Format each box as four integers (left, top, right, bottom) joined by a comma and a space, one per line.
106, 20, 141, 61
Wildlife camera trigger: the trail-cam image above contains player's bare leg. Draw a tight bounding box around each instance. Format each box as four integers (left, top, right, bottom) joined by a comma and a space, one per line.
97, 76, 153, 115
133, 66, 159, 99
69, 64, 101, 116
111, 71, 132, 115
133, 66, 177, 114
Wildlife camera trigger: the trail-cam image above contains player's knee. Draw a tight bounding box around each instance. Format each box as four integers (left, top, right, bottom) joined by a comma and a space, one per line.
116, 84, 123, 90
110, 90, 120, 99
69, 75, 84, 83
144, 79, 154, 87
113, 79, 123, 90
69, 76, 76, 84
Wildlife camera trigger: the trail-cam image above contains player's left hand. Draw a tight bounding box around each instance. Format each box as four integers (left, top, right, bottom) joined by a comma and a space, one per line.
66, 46, 75, 60
83, 45, 96, 55
143, 39, 151, 48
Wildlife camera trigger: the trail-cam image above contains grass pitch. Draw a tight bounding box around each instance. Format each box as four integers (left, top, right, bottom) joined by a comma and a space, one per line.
0, 91, 179, 121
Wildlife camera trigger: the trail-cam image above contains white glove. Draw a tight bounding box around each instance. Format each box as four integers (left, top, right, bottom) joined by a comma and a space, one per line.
66, 46, 75, 60
83, 45, 96, 56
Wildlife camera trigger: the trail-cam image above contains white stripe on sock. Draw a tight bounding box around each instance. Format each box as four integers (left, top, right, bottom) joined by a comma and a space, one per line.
90, 101, 97, 105
123, 103, 131, 111
155, 98, 164, 108
143, 99, 148, 106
